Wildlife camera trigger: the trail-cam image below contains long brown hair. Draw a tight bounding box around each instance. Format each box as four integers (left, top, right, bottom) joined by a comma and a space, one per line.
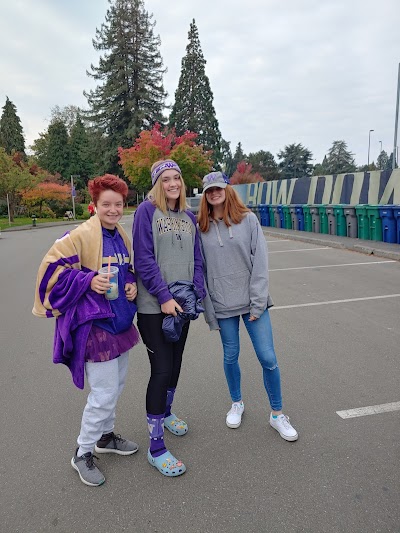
147, 160, 187, 214
198, 185, 250, 233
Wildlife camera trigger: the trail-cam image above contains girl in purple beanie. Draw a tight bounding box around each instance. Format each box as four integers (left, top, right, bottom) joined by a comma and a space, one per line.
132, 159, 206, 477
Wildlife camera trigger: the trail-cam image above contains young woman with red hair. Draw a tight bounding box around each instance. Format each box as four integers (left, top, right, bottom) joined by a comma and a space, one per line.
33, 174, 140, 487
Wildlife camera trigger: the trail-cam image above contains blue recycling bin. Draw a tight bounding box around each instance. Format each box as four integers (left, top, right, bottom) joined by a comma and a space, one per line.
289, 204, 304, 230
393, 206, 400, 244
378, 205, 396, 243
271, 205, 284, 228
277, 205, 284, 227
259, 204, 270, 226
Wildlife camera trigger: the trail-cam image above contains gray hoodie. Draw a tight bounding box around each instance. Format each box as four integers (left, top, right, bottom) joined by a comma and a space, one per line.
200, 212, 273, 330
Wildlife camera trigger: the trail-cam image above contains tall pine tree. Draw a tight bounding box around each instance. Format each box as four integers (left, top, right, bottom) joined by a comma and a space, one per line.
169, 20, 222, 167
0, 97, 25, 155
230, 142, 246, 174
247, 150, 280, 181
46, 121, 70, 179
277, 143, 313, 179
85, 0, 167, 173
68, 116, 93, 188
325, 140, 356, 174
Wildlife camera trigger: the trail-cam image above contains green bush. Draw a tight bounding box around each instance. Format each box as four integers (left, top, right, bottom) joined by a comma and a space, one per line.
0, 201, 8, 216
40, 206, 56, 218
47, 199, 73, 217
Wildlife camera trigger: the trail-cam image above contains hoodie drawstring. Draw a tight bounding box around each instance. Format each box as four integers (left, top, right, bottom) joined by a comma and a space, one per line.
212, 219, 233, 246
168, 208, 183, 249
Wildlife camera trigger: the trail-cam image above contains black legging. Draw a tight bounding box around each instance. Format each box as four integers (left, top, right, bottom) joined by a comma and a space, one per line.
137, 313, 190, 414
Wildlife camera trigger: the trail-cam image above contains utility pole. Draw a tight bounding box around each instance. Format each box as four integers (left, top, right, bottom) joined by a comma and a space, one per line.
368, 129, 374, 168
393, 63, 400, 169
6, 193, 11, 225
70, 175, 78, 219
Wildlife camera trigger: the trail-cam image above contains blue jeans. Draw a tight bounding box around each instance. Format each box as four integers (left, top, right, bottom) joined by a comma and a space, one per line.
218, 310, 282, 411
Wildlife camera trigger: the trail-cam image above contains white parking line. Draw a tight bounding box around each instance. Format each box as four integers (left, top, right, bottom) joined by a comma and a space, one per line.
336, 402, 400, 419
270, 260, 396, 272
265, 239, 289, 243
271, 293, 400, 310
269, 247, 330, 254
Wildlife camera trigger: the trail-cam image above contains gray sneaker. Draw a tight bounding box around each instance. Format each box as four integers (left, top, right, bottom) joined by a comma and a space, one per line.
71, 449, 105, 487
95, 432, 139, 456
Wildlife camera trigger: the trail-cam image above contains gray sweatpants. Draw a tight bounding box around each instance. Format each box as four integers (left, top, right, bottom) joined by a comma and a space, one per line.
77, 352, 129, 456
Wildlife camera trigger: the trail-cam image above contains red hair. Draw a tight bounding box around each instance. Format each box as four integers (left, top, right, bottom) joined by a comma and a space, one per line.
88, 174, 128, 205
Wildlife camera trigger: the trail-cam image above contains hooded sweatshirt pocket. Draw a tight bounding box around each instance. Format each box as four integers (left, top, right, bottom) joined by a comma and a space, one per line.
212, 269, 250, 310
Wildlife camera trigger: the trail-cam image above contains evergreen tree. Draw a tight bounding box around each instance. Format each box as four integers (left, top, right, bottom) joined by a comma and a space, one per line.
377, 150, 388, 170
230, 142, 246, 174
169, 19, 222, 167
68, 116, 93, 188
277, 143, 313, 179
0, 97, 25, 155
85, 0, 167, 173
46, 121, 70, 179
30, 132, 49, 169
325, 140, 356, 174
50, 105, 82, 134
220, 139, 233, 176
247, 150, 280, 181
313, 155, 329, 176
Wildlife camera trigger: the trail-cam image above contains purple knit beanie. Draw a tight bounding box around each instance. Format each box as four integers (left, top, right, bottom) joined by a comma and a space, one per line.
151, 160, 182, 186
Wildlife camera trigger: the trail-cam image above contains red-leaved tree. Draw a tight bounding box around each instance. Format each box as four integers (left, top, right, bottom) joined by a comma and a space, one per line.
119, 123, 213, 193
230, 161, 265, 185
22, 181, 70, 215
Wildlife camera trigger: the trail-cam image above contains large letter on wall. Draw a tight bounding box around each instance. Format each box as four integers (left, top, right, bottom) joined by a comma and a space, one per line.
380, 169, 400, 204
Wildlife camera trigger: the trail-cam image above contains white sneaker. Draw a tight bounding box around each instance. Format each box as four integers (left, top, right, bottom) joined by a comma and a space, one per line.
269, 413, 298, 441
226, 402, 244, 428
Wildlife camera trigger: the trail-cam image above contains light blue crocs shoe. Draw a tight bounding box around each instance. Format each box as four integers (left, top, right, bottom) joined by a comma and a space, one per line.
147, 449, 186, 477
164, 414, 188, 436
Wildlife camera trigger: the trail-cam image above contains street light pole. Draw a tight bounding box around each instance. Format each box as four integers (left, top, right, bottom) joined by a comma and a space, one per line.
70, 175, 80, 219
393, 63, 400, 170
368, 129, 374, 168
379, 140, 382, 153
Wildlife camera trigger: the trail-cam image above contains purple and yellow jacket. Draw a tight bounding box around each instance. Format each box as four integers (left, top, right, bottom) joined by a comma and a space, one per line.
32, 215, 135, 389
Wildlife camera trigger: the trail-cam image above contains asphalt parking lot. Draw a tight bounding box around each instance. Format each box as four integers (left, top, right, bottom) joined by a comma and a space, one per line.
1, 217, 399, 532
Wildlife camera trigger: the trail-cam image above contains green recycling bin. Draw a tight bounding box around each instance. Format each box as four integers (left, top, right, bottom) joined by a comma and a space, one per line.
365, 205, 382, 241
332, 205, 347, 237
318, 205, 328, 234
302, 205, 312, 232
268, 205, 275, 227
355, 205, 370, 240
282, 205, 292, 229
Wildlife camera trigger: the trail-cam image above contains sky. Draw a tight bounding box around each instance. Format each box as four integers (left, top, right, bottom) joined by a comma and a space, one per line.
1, 0, 400, 166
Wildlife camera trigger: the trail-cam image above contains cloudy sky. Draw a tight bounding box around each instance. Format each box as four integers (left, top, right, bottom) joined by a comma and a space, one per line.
1, 0, 399, 166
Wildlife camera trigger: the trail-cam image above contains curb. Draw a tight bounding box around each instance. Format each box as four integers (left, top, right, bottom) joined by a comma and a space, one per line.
262, 228, 400, 262
0, 220, 80, 233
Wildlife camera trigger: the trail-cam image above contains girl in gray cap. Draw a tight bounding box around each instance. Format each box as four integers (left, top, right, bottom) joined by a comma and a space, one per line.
198, 172, 298, 441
